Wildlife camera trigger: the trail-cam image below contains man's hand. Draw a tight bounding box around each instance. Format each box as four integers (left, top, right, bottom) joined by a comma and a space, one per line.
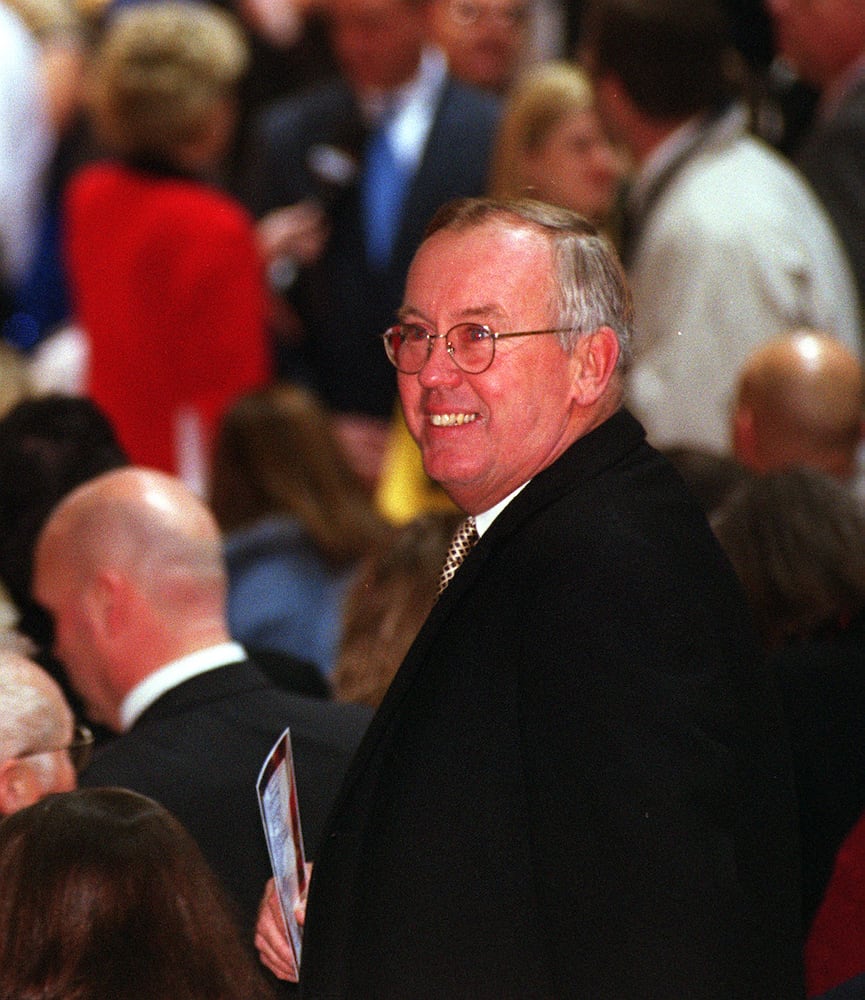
257, 201, 329, 268
254, 873, 310, 982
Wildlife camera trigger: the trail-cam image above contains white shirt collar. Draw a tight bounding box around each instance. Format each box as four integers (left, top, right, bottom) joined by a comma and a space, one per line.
361, 46, 448, 171
119, 641, 247, 731
475, 482, 529, 537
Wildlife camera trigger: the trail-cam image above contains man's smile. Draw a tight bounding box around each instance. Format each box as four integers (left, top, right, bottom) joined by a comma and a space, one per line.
429, 412, 479, 427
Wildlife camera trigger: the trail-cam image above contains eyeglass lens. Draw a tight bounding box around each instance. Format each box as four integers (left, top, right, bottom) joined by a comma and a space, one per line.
386, 324, 494, 374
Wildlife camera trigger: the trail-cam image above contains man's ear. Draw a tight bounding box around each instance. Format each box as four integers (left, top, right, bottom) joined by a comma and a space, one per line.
0, 758, 44, 815
571, 326, 621, 406
85, 569, 128, 641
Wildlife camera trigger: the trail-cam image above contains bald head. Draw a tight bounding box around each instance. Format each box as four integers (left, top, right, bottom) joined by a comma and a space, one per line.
38, 467, 225, 597
0, 651, 76, 814
33, 468, 230, 730
733, 331, 865, 481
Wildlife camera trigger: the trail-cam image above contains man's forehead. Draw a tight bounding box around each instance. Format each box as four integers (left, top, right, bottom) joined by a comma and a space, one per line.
419, 218, 549, 256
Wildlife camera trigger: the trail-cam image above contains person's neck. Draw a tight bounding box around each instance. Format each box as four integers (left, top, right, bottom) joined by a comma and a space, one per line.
632, 114, 693, 168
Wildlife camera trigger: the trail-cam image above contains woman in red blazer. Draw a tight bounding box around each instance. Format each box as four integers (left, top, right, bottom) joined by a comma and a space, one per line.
64, 1, 271, 489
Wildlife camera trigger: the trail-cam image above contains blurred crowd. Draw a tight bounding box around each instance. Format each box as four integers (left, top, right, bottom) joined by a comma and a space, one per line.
1, 0, 865, 995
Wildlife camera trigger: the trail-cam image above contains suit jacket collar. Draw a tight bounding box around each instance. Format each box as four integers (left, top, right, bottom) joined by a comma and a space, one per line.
133, 659, 272, 727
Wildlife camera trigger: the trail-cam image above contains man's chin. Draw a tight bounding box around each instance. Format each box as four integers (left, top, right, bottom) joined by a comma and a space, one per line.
422, 460, 485, 507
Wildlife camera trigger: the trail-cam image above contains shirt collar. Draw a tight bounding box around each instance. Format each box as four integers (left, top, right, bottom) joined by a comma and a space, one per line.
119, 641, 247, 731
475, 482, 529, 537
360, 46, 448, 169
629, 114, 705, 213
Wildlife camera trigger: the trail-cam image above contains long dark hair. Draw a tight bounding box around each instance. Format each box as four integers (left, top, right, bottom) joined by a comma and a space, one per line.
209, 383, 386, 566
0, 788, 274, 1000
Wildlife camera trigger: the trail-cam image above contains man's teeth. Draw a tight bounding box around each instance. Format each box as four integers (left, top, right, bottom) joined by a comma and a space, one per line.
430, 413, 477, 427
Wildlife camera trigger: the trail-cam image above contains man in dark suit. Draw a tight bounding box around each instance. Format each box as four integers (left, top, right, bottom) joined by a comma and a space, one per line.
31, 467, 371, 941
256, 198, 804, 997
241, 0, 500, 484
765, 0, 865, 340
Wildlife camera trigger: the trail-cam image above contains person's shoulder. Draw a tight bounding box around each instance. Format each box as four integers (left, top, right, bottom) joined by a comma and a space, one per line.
707, 131, 843, 224
772, 624, 865, 689
64, 160, 127, 204
437, 75, 502, 127
152, 180, 258, 245
650, 133, 835, 251
77, 730, 151, 788
224, 519, 340, 596
262, 684, 373, 750
678, 132, 794, 202
257, 77, 355, 139
224, 516, 306, 561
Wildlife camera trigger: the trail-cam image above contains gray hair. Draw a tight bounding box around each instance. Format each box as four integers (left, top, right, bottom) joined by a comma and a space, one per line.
424, 197, 635, 368
0, 653, 70, 776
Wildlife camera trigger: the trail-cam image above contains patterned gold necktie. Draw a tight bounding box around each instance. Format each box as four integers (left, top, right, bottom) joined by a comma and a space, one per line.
436, 515, 478, 598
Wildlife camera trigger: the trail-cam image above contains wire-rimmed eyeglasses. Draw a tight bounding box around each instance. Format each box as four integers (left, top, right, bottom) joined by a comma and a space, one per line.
15, 722, 95, 774
381, 322, 573, 375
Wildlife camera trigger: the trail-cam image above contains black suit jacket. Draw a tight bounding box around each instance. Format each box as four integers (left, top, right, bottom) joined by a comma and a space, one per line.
243, 74, 501, 417
79, 660, 371, 938
299, 409, 803, 999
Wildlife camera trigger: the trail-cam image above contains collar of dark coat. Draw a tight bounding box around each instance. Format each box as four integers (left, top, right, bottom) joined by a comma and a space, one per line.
132, 659, 269, 726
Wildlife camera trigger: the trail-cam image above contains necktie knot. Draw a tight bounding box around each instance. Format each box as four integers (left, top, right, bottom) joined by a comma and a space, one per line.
436, 516, 478, 598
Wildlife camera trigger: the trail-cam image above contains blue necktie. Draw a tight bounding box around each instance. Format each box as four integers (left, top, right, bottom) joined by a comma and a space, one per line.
361, 110, 411, 271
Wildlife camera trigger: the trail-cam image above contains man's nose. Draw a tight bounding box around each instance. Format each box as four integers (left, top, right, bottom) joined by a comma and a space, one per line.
418, 334, 462, 386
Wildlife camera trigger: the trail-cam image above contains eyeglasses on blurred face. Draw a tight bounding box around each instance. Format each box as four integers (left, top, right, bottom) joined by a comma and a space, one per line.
15, 722, 95, 775
382, 321, 571, 374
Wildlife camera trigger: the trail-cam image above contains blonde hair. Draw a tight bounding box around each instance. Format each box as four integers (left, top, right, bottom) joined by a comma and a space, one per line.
488, 60, 595, 200
86, 0, 248, 161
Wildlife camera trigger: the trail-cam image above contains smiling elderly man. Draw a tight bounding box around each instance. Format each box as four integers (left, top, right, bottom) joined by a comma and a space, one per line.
257, 197, 803, 999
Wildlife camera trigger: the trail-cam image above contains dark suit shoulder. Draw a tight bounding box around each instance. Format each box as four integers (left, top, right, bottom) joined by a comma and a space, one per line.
426, 77, 501, 170
437, 76, 501, 127
257, 78, 358, 144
